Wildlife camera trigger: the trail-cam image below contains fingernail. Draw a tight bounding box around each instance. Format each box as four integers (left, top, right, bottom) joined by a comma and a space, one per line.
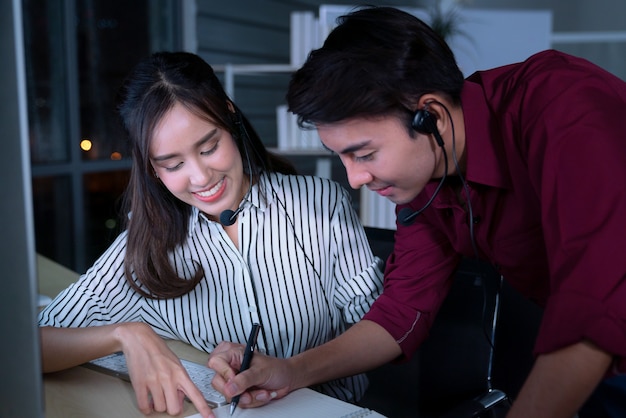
255, 391, 278, 402
255, 392, 269, 401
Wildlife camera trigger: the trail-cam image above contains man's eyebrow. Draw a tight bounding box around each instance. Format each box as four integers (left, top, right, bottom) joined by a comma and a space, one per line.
338, 140, 371, 155
151, 128, 218, 162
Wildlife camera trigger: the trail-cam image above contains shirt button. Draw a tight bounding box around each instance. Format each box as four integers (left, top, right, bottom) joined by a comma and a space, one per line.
472, 215, 481, 224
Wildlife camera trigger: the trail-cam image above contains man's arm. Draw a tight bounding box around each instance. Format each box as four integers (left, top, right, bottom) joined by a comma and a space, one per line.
508, 340, 612, 418
208, 320, 401, 408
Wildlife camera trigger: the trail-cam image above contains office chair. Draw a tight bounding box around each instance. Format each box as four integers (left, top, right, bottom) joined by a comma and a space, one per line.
414, 257, 511, 418
435, 267, 510, 418
359, 227, 539, 418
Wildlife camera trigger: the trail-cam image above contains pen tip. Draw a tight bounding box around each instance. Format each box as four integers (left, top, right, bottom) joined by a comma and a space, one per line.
229, 403, 236, 416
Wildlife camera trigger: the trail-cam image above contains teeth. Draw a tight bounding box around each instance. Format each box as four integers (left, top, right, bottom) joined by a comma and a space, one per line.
196, 178, 223, 197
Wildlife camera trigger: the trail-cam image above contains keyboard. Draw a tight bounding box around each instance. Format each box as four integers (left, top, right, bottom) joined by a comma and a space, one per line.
84, 352, 227, 407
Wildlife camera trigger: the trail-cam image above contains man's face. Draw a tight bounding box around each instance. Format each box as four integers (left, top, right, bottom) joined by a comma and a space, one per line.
317, 115, 443, 205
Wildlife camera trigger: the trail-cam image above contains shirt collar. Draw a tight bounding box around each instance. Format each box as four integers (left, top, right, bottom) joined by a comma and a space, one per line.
461, 78, 512, 190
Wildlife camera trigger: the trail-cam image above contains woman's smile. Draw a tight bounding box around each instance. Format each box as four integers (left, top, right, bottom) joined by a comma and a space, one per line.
193, 177, 226, 202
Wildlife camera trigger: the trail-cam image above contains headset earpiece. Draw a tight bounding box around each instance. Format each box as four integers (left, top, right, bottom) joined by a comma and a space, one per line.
411, 108, 436, 134
411, 107, 444, 147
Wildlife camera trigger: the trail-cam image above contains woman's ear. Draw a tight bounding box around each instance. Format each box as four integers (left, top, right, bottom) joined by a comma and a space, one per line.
227, 100, 236, 114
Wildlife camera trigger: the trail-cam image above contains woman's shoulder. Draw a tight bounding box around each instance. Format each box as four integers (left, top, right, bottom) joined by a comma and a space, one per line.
265, 172, 352, 214
270, 171, 345, 192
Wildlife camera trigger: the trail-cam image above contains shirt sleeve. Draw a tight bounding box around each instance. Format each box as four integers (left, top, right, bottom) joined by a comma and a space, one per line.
363, 213, 461, 360
38, 231, 145, 328
516, 55, 626, 371
330, 186, 384, 324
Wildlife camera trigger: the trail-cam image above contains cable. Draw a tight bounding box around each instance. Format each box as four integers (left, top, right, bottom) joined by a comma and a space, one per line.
440, 102, 500, 392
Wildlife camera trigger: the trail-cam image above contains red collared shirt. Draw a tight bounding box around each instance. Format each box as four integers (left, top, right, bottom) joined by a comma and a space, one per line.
364, 50, 626, 372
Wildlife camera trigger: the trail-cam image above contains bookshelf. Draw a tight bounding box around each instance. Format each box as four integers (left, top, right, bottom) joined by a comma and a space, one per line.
214, 7, 555, 229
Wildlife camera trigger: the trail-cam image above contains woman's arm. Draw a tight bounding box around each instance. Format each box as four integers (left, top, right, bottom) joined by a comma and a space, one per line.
40, 324, 124, 372
40, 323, 214, 418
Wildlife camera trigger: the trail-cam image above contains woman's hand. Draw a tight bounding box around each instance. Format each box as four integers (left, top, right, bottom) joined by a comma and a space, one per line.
208, 341, 293, 408
115, 322, 214, 418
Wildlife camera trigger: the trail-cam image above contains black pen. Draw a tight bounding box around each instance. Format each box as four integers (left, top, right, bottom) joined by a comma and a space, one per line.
230, 323, 261, 415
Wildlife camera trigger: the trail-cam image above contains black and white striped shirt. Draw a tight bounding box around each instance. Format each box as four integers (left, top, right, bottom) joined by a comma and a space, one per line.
39, 172, 384, 401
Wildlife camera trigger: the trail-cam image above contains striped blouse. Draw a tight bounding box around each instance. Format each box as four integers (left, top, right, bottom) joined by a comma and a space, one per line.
38, 172, 384, 402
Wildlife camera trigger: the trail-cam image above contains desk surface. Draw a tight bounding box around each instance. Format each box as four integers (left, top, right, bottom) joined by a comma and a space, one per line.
38, 255, 208, 417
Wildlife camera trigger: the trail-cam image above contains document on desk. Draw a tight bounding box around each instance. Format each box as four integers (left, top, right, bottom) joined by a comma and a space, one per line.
187, 387, 386, 418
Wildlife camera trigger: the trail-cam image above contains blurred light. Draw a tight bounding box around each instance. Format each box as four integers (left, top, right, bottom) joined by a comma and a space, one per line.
105, 219, 117, 230
80, 139, 92, 151
110, 152, 122, 160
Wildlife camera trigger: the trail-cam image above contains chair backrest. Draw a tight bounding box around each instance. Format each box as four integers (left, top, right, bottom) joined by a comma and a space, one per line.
417, 258, 502, 415
359, 227, 541, 418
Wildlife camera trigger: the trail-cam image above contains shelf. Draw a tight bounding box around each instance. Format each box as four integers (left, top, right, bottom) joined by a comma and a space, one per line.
212, 63, 296, 99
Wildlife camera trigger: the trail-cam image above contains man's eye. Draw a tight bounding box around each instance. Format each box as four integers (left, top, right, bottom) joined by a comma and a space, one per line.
355, 153, 374, 162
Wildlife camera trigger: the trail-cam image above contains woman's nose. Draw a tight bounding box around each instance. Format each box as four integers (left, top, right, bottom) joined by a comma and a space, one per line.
188, 160, 210, 186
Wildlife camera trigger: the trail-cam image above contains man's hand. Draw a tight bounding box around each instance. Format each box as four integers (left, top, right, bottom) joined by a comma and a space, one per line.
208, 341, 293, 408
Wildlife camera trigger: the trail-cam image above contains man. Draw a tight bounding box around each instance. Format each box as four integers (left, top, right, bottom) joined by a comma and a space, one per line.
209, 6, 626, 417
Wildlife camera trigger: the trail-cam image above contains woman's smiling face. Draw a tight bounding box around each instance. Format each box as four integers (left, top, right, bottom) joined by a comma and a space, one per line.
149, 102, 248, 221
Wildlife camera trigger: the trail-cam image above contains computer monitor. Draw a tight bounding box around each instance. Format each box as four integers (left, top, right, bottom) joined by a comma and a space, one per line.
0, 0, 45, 417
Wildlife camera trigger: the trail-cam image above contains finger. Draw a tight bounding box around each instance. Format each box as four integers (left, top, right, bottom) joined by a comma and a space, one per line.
208, 357, 240, 394
134, 385, 153, 415
150, 385, 167, 413
181, 382, 214, 418
238, 388, 289, 409
208, 346, 244, 377
161, 382, 184, 416
223, 368, 261, 398
209, 372, 228, 399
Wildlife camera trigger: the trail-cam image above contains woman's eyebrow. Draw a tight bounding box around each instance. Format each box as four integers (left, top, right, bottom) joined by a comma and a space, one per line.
151, 128, 218, 161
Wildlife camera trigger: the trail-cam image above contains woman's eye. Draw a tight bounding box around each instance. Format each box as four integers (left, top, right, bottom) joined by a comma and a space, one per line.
200, 140, 219, 156
165, 162, 183, 172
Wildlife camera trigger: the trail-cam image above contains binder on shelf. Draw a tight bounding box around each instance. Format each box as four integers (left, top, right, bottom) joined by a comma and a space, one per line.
290, 11, 321, 67
276, 104, 324, 152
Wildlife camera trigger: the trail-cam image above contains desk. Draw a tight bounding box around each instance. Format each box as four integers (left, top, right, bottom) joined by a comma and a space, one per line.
37, 255, 208, 417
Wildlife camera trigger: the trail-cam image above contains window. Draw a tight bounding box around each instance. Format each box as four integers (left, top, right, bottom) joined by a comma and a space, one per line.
23, 0, 180, 272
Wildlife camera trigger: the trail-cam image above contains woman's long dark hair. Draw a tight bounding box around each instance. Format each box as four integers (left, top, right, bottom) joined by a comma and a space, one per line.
117, 51, 295, 299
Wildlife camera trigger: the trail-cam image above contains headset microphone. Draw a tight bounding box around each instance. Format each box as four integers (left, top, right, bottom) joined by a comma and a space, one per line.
219, 207, 242, 226
398, 106, 448, 226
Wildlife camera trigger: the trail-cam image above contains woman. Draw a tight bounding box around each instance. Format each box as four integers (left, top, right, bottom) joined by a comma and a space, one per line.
38, 51, 383, 417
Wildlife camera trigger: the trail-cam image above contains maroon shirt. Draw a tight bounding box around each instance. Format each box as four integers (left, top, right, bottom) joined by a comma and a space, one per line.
364, 50, 626, 372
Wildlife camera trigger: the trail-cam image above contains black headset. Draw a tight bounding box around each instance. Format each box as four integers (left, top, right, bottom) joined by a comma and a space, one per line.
398, 105, 448, 226
412, 107, 445, 147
